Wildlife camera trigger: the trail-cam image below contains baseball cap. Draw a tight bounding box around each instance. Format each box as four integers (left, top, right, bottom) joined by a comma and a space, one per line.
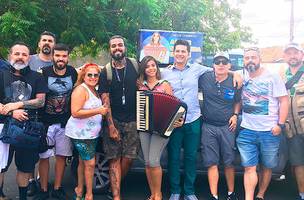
214, 52, 230, 60
284, 42, 303, 52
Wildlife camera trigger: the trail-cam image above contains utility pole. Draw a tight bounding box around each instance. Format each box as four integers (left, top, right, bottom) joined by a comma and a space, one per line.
290, 0, 294, 42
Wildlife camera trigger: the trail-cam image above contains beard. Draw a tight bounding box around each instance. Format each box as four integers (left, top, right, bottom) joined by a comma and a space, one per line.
42, 45, 52, 55
54, 60, 67, 70
111, 50, 125, 61
10, 60, 28, 70
288, 59, 302, 68
245, 62, 260, 73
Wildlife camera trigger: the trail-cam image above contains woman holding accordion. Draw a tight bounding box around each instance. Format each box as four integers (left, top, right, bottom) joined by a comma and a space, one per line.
138, 56, 183, 200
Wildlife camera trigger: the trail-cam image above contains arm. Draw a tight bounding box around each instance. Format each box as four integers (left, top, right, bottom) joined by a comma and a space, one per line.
163, 81, 173, 95
228, 102, 241, 132
71, 86, 108, 119
101, 92, 120, 141
2, 93, 46, 114
272, 95, 289, 135
229, 71, 243, 89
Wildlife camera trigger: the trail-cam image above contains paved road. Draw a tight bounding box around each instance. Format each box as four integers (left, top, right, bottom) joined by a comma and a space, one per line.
2, 158, 297, 200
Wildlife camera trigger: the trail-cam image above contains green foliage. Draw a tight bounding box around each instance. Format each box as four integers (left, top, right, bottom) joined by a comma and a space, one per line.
0, 0, 252, 58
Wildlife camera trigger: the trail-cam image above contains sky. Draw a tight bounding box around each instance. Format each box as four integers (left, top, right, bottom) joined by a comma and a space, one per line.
230, 0, 304, 47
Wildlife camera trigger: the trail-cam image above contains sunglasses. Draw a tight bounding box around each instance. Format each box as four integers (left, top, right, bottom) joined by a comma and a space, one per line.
86, 73, 99, 78
214, 59, 229, 65
244, 47, 260, 53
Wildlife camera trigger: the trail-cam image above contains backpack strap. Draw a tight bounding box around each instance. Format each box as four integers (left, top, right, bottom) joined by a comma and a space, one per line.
127, 57, 139, 74
105, 62, 113, 82
105, 57, 139, 84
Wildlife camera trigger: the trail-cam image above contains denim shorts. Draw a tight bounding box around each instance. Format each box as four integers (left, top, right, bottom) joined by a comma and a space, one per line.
236, 128, 280, 168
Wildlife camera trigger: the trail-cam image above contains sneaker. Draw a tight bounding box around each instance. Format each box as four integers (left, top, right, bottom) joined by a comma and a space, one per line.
169, 194, 181, 200
106, 188, 113, 200
209, 196, 218, 200
51, 187, 67, 200
27, 180, 38, 196
184, 195, 198, 200
32, 190, 49, 200
227, 192, 238, 200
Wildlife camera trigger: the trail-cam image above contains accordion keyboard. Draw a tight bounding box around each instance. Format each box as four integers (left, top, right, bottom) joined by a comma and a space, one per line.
136, 91, 150, 131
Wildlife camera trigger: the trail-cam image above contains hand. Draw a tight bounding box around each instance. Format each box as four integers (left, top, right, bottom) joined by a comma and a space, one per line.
99, 105, 109, 115
232, 72, 243, 89
108, 125, 121, 141
12, 109, 29, 121
2, 102, 23, 115
229, 115, 238, 132
0, 103, 4, 115
271, 125, 282, 136
173, 117, 184, 128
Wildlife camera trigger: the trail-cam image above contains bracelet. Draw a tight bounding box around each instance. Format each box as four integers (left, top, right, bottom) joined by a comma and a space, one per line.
7, 111, 13, 116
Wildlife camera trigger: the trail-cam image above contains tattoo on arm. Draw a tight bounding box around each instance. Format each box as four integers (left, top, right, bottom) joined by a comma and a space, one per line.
101, 93, 114, 126
23, 95, 45, 109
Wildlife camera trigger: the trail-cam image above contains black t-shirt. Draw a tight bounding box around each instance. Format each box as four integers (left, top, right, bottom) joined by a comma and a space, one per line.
98, 58, 138, 122
41, 65, 78, 126
0, 66, 49, 123
199, 71, 241, 126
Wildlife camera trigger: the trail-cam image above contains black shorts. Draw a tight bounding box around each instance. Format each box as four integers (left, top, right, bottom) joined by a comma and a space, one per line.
2, 145, 39, 173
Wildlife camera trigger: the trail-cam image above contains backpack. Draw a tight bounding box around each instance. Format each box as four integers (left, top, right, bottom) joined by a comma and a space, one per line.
104, 57, 139, 83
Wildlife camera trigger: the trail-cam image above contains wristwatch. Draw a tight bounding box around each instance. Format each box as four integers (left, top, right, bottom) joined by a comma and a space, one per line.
233, 113, 239, 117
278, 123, 286, 130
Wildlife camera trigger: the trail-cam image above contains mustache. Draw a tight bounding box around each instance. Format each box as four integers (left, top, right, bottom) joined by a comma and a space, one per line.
56, 60, 65, 63
13, 59, 25, 65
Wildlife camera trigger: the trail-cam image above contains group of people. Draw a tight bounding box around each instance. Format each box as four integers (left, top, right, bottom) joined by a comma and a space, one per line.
0, 30, 303, 200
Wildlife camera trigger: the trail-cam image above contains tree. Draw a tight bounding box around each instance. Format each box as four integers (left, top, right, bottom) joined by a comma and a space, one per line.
0, 0, 252, 57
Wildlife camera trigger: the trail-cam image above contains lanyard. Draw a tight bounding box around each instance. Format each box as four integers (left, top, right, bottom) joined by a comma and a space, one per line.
113, 62, 127, 105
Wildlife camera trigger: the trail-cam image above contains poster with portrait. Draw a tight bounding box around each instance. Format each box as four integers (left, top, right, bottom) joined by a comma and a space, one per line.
138, 29, 204, 65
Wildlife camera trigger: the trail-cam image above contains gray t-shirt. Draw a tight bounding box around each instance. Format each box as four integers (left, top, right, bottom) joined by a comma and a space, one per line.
29, 54, 53, 71
241, 68, 287, 131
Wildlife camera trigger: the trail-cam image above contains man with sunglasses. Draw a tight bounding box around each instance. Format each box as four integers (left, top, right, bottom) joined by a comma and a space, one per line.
29, 31, 56, 72
199, 52, 241, 200
236, 47, 288, 200
33, 43, 78, 200
281, 43, 304, 200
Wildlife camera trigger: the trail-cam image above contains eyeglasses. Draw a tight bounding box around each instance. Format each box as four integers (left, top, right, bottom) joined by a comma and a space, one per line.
214, 59, 229, 65
86, 73, 99, 78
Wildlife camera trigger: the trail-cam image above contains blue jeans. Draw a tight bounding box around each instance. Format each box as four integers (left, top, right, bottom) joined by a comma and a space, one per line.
236, 128, 280, 168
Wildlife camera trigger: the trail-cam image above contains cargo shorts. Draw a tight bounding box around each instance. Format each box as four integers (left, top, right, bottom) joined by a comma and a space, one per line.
102, 119, 139, 160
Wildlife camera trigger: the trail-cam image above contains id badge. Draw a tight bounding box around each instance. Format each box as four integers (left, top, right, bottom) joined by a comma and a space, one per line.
122, 95, 126, 105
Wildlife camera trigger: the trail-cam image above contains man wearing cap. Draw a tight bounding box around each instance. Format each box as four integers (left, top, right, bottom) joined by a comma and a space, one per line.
281, 42, 304, 200
236, 47, 288, 200
161, 40, 242, 200
199, 52, 241, 200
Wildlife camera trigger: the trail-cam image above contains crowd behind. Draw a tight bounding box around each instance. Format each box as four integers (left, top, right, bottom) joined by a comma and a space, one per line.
0, 31, 303, 200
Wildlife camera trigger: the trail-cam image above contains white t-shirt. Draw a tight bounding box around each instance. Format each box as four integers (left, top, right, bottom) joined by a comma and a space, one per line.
241, 69, 287, 131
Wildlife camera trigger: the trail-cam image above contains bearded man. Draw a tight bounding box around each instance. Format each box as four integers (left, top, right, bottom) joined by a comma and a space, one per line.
33, 43, 78, 200
29, 31, 56, 72
98, 35, 139, 200
236, 47, 289, 200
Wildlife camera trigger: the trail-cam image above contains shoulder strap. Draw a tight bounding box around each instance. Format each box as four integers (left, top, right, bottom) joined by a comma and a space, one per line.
127, 57, 139, 74
105, 58, 139, 83
105, 62, 112, 82
285, 68, 304, 90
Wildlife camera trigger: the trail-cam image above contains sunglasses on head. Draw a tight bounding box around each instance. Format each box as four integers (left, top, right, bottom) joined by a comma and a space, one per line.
244, 47, 260, 53
86, 73, 99, 78
214, 59, 229, 65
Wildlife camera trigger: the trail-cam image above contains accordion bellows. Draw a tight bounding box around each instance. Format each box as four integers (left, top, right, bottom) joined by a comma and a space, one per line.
136, 90, 187, 137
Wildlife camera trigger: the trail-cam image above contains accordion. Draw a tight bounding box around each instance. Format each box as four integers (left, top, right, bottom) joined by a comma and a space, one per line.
136, 90, 187, 137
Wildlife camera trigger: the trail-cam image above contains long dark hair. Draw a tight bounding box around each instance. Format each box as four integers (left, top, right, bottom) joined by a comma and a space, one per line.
138, 56, 161, 83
